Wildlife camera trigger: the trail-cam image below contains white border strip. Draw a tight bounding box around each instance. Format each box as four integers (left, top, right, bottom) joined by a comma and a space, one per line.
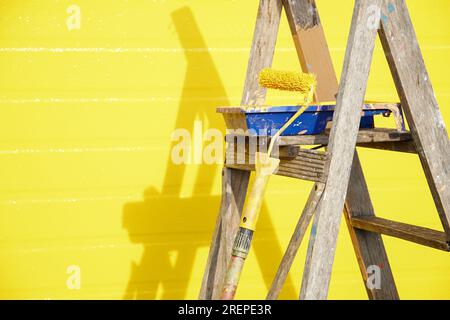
0, 96, 298, 104
0, 46, 447, 53
0, 146, 160, 155
0, 47, 297, 53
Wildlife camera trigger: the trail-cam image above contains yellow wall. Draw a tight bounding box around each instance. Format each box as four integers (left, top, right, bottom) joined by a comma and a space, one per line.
0, 0, 449, 299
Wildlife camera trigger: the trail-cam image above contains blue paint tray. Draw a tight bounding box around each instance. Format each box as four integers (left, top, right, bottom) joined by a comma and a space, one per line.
217, 103, 394, 136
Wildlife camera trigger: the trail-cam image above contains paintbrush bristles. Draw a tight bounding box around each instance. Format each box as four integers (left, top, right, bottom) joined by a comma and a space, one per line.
258, 68, 316, 94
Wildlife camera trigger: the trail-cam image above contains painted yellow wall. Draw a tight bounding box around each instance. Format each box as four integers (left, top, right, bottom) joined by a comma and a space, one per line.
0, 0, 449, 299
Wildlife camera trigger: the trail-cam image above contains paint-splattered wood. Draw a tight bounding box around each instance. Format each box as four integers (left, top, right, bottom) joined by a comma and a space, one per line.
276, 0, 397, 300
225, 142, 300, 161
379, 0, 450, 240
277, 128, 412, 146
225, 129, 412, 147
199, 0, 283, 300
351, 216, 450, 252
225, 149, 329, 183
216, 102, 402, 114
225, 142, 327, 162
300, 0, 383, 300
266, 182, 325, 299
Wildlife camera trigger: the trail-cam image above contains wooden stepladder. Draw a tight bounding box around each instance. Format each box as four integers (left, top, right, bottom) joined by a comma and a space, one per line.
200, 0, 450, 300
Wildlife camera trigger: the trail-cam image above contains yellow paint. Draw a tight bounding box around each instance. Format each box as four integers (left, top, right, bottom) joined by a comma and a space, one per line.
239, 153, 280, 231
0, 0, 448, 299
258, 68, 316, 98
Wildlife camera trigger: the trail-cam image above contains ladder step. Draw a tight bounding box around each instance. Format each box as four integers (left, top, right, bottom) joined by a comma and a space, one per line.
277, 128, 412, 146
356, 141, 416, 153
350, 216, 450, 252
225, 129, 413, 154
225, 148, 329, 183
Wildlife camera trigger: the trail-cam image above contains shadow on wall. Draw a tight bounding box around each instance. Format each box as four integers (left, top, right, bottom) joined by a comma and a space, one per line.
122, 6, 297, 299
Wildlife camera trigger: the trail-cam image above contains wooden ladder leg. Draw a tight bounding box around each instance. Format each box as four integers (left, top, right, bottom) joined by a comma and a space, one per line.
283, 0, 398, 300
294, 152, 399, 300
199, 168, 250, 299
300, 0, 382, 300
266, 182, 325, 299
299, 198, 321, 299
378, 0, 450, 240
299, 152, 399, 299
199, 0, 283, 300
344, 152, 399, 299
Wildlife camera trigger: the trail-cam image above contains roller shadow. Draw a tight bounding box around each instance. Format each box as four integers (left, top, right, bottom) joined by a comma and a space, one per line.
122, 6, 296, 299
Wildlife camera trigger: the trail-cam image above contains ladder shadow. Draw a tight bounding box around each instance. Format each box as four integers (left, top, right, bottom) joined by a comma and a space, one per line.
122, 6, 296, 299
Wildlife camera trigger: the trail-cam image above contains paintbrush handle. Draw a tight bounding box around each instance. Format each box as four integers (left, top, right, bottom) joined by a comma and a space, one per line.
221, 153, 280, 300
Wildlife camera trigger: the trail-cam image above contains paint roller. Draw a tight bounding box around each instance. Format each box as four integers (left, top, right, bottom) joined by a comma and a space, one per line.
221, 68, 316, 300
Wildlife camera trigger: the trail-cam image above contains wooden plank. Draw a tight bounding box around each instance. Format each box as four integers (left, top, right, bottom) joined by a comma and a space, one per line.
300, 0, 383, 300
199, 0, 283, 300
217, 102, 402, 113
344, 153, 399, 299
226, 144, 329, 162
226, 164, 325, 183
378, 0, 450, 240
225, 149, 329, 183
357, 141, 417, 154
226, 144, 300, 161
278, 128, 412, 146
282, 0, 338, 101
266, 183, 325, 299
350, 216, 450, 252
225, 129, 412, 147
